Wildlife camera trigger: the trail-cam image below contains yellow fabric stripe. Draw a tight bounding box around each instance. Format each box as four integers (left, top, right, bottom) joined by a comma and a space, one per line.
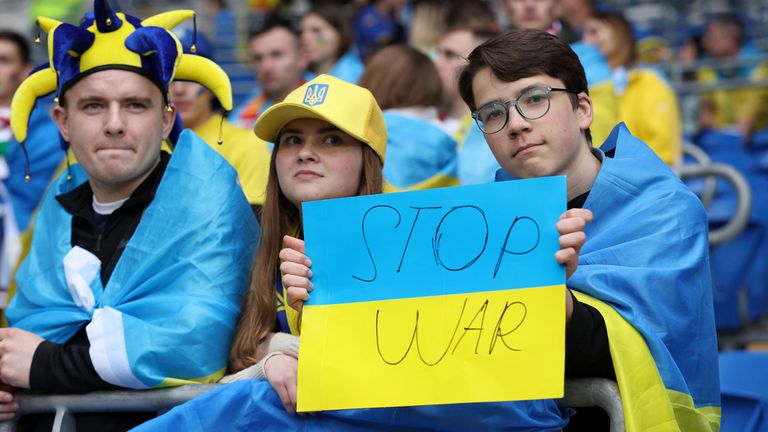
157, 367, 227, 388
573, 292, 720, 431
383, 174, 459, 193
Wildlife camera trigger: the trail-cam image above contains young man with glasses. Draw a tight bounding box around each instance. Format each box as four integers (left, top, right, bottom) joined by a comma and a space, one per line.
458, 29, 720, 430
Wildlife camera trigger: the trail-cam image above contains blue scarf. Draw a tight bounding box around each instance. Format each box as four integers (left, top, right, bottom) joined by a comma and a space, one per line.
6, 129, 259, 388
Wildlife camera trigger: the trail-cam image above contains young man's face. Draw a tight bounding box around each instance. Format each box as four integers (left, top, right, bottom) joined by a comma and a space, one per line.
0, 39, 29, 105
504, 0, 556, 31
471, 69, 592, 179
434, 30, 476, 103
250, 27, 307, 98
53, 69, 174, 198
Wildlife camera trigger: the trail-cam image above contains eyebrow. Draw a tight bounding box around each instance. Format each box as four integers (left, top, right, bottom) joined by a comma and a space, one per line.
479, 84, 547, 106
76, 95, 154, 105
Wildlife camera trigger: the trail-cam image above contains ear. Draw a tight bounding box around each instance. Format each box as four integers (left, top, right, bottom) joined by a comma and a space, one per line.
52, 104, 70, 142
161, 104, 176, 139
576, 92, 593, 132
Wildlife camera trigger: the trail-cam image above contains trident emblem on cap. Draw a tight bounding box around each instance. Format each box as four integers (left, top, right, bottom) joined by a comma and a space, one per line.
303, 84, 328, 107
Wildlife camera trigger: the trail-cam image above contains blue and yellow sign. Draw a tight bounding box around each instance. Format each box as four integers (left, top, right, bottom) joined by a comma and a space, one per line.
298, 177, 567, 411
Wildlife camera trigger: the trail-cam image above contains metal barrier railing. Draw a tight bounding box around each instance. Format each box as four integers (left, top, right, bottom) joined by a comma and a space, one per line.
676, 162, 752, 246
1, 379, 625, 431
558, 378, 624, 432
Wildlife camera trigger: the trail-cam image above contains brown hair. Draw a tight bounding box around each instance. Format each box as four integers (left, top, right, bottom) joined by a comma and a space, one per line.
229, 140, 382, 372
358, 45, 443, 110
591, 12, 636, 67
458, 29, 591, 142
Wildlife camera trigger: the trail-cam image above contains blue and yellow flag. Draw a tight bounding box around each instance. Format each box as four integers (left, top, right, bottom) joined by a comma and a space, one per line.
299, 177, 567, 411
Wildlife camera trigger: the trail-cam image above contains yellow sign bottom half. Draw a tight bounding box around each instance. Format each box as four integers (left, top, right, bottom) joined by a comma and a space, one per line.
297, 285, 565, 412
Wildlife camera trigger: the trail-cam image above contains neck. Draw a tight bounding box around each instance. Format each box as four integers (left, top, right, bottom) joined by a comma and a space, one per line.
89, 156, 160, 203
0, 97, 11, 109
564, 142, 601, 201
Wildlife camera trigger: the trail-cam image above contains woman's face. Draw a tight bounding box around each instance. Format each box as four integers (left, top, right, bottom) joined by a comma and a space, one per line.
299, 13, 341, 65
583, 19, 618, 62
276, 118, 363, 207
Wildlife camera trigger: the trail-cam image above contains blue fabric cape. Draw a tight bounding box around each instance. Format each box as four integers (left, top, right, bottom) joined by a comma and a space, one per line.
6, 129, 259, 388
131, 379, 567, 432
569, 124, 720, 414
382, 112, 459, 191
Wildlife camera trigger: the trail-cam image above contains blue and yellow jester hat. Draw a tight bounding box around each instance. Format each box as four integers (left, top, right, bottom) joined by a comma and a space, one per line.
10, 0, 232, 146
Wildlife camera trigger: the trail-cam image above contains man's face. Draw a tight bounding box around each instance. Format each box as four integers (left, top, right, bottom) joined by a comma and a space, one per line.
53, 69, 174, 197
250, 27, 307, 98
0, 40, 29, 105
702, 23, 739, 58
170, 80, 214, 130
472, 69, 592, 179
434, 30, 476, 102
504, 0, 557, 31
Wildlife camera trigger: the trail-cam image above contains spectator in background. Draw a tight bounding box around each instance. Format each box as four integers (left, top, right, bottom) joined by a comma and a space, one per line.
172, 29, 271, 211
583, 12, 682, 165
0, 30, 62, 303
353, 0, 406, 62
697, 13, 768, 141
555, 0, 595, 38
502, 0, 579, 43
434, 23, 500, 184
0, 31, 62, 234
231, 15, 310, 130
359, 45, 459, 191
299, 1, 364, 83
408, 0, 448, 55
445, 0, 499, 33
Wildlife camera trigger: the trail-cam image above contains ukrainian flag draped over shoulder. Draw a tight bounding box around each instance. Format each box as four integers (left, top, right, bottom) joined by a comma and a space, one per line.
382, 111, 459, 192
568, 124, 720, 430
6, 130, 259, 389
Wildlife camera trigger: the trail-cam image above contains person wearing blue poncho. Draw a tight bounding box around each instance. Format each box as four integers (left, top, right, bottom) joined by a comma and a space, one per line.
457, 30, 719, 429
1, 1, 258, 430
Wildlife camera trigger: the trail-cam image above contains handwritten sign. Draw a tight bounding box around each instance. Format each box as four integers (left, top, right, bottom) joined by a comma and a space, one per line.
297, 177, 566, 411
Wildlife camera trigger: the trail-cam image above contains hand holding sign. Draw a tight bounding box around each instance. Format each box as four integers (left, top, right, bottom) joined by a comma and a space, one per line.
297, 177, 571, 411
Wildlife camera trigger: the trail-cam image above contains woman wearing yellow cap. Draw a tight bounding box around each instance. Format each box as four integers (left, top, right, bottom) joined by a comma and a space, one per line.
225, 74, 387, 411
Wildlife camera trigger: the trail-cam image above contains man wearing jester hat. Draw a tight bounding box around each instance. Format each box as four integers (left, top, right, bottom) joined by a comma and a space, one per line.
0, 0, 258, 428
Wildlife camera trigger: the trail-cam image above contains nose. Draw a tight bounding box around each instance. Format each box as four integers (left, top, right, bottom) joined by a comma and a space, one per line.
504, 105, 531, 137
297, 139, 318, 162
104, 104, 125, 137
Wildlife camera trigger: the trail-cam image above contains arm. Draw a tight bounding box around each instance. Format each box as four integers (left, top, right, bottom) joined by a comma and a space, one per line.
0, 326, 117, 393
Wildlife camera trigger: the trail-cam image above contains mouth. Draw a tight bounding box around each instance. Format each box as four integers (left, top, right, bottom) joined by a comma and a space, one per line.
514, 143, 541, 158
295, 170, 322, 179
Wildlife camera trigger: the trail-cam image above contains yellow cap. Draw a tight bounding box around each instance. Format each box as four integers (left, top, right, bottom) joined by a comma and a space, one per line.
254, 75, 387, 163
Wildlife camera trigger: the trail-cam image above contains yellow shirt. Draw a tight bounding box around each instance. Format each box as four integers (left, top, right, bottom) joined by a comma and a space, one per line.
194, 113, 271, 205
618, 69, 682, 166
697, 62, 768, 132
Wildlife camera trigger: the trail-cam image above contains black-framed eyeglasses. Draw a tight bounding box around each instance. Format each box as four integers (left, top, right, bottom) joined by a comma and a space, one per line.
471, 86, 580, 134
